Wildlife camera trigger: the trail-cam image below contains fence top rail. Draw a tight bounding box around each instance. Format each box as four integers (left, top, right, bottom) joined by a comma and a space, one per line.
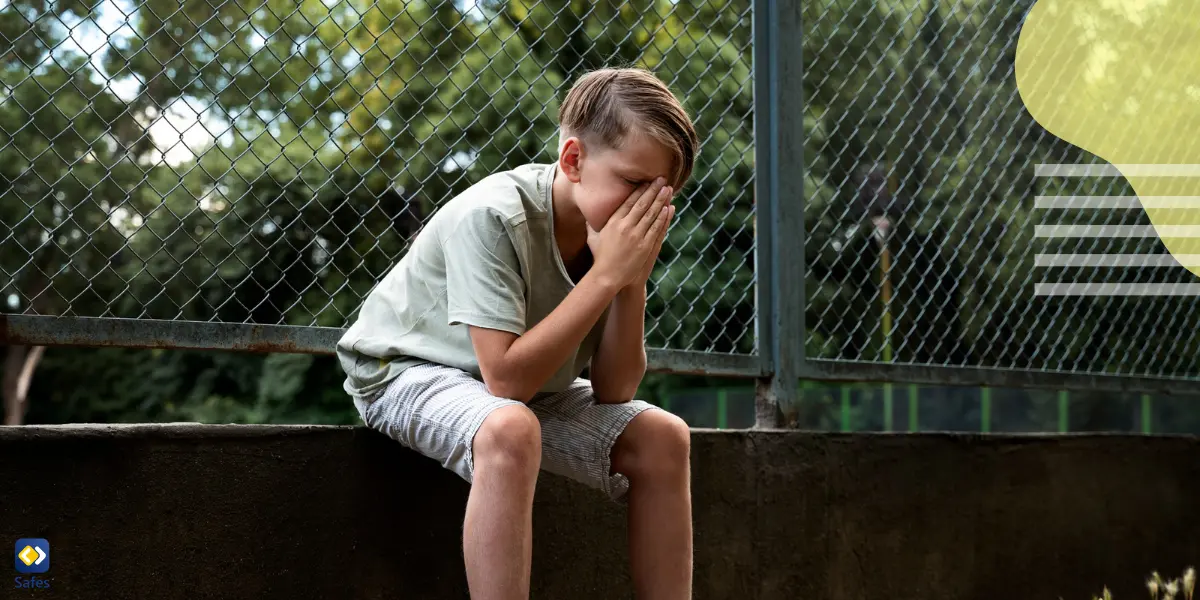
0, 315, 764, 378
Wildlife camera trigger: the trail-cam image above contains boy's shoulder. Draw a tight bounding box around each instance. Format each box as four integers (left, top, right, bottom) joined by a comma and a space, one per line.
441, 162, 555, 224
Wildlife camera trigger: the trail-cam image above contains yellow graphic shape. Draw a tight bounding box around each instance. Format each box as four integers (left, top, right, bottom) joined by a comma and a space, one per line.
1015, 0, 1200, 278
18, 545, 38, 567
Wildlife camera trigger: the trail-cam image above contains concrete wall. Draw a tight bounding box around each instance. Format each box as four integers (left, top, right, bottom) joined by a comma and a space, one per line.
2, 424, 1198, 599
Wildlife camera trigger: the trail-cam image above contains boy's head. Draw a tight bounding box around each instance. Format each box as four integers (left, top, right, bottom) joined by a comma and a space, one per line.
556, 67, 699, 230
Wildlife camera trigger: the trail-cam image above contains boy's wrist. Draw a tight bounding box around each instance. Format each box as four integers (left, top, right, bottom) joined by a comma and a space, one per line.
585, 269, 625, 299
616, 282, 648, 302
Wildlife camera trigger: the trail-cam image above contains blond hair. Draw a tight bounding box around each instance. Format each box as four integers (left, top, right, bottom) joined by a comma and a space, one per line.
557, 67, 699, 190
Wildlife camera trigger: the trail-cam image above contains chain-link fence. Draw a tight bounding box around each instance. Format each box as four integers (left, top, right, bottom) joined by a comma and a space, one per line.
2, 0, 1197, 424
796, 0, 1200, 398
0, 0, 756, 363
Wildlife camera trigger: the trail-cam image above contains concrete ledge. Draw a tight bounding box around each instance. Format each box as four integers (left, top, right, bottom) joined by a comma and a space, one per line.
3, 425, 1199, 599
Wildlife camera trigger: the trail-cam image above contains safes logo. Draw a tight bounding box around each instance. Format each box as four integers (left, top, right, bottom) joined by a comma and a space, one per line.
14, 538, 51, 591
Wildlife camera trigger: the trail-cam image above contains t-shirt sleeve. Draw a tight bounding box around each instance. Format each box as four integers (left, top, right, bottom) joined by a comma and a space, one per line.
443, 207, 527, 336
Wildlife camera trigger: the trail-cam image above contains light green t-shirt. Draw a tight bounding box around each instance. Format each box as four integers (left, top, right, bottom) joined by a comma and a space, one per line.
336, 162, 609, 403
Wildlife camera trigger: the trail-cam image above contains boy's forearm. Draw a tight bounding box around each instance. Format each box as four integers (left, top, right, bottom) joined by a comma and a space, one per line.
497, 271, 622, 401
590, 284, 649, 404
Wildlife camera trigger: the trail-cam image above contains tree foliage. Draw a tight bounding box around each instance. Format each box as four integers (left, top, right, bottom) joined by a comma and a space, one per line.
1, 0, 1195, 428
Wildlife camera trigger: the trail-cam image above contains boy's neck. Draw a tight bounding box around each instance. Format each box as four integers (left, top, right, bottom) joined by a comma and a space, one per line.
551, 167, 589, 263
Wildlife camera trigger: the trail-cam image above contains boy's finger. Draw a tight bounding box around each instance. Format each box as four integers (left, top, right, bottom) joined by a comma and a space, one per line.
634, 184, 671, 237
645, 200, 671, 242
625, 178, 667, 224
651, 205, 672, 245
611, 182, 649, 219
613, 181, 649, 220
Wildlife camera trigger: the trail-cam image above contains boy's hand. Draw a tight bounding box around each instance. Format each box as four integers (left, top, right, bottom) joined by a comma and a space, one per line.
630, 200, 674, 289
587, 178, 673, 290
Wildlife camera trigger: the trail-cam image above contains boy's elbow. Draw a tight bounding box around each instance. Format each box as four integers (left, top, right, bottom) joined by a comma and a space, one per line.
594, 389, 634, 405
593, 360, 646, 405
481, 372, 535, 403
470, 326, 534, 402
622, 349, 648, 384
590, 348, 648, 403
594, 380, 639, 404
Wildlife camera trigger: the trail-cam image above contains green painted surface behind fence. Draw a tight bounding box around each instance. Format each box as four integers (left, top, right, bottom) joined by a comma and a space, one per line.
662, 382, 1199, 434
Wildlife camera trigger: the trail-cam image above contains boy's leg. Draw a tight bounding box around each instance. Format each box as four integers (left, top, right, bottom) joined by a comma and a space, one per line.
465, 404, 541, 600
609, 409, 693, 600
356, 364, 540, 600
529, 381, 693, 600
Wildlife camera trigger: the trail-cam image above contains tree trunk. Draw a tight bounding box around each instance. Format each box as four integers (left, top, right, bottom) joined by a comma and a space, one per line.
3, 345, 46, 425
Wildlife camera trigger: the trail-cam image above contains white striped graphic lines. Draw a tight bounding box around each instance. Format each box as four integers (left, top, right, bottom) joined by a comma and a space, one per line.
1033, 163, 1200, 295
1035, 196, 1200, 209
1035, 225, 1200, 238
1035, 164, 1200, 177
1034, 283, 1200, 296
1034, 254, 1200, 268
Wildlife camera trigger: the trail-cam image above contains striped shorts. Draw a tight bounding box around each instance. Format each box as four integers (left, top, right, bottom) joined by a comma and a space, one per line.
353, 362, 660, 503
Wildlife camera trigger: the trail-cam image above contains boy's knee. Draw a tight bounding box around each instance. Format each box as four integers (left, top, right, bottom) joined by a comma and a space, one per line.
473, 404, 542, 475
614, 409, 690, 481
648, 411, 691, 469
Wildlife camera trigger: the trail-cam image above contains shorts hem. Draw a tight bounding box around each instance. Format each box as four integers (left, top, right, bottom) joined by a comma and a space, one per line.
599, 401, 660, 504
460, 397, 525, 484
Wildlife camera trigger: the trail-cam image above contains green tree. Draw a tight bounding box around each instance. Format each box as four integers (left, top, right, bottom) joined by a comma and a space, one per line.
4, 0, 1198, 429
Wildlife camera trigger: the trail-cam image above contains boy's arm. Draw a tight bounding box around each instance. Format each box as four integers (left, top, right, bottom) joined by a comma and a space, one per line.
444, 207, 620, 403
589, 199, 675, 404
470, 271, 622, 403
587, 284, 648, 404
459, 185, 669, 403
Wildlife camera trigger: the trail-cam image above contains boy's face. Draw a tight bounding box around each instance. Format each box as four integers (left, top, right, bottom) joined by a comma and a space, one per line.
566, 133, 676, 230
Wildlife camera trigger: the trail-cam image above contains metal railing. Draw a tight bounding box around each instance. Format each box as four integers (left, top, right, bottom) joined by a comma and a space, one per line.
2, 0, 1197, 429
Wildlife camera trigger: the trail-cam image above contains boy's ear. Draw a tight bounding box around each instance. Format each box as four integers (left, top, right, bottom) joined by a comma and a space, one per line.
558, 136, 584, 183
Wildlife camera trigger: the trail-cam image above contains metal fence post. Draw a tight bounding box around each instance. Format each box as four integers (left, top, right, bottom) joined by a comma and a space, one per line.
753, 0, 805, 429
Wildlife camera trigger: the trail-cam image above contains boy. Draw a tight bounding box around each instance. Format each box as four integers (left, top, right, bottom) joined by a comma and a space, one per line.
336, 67, 699, 600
